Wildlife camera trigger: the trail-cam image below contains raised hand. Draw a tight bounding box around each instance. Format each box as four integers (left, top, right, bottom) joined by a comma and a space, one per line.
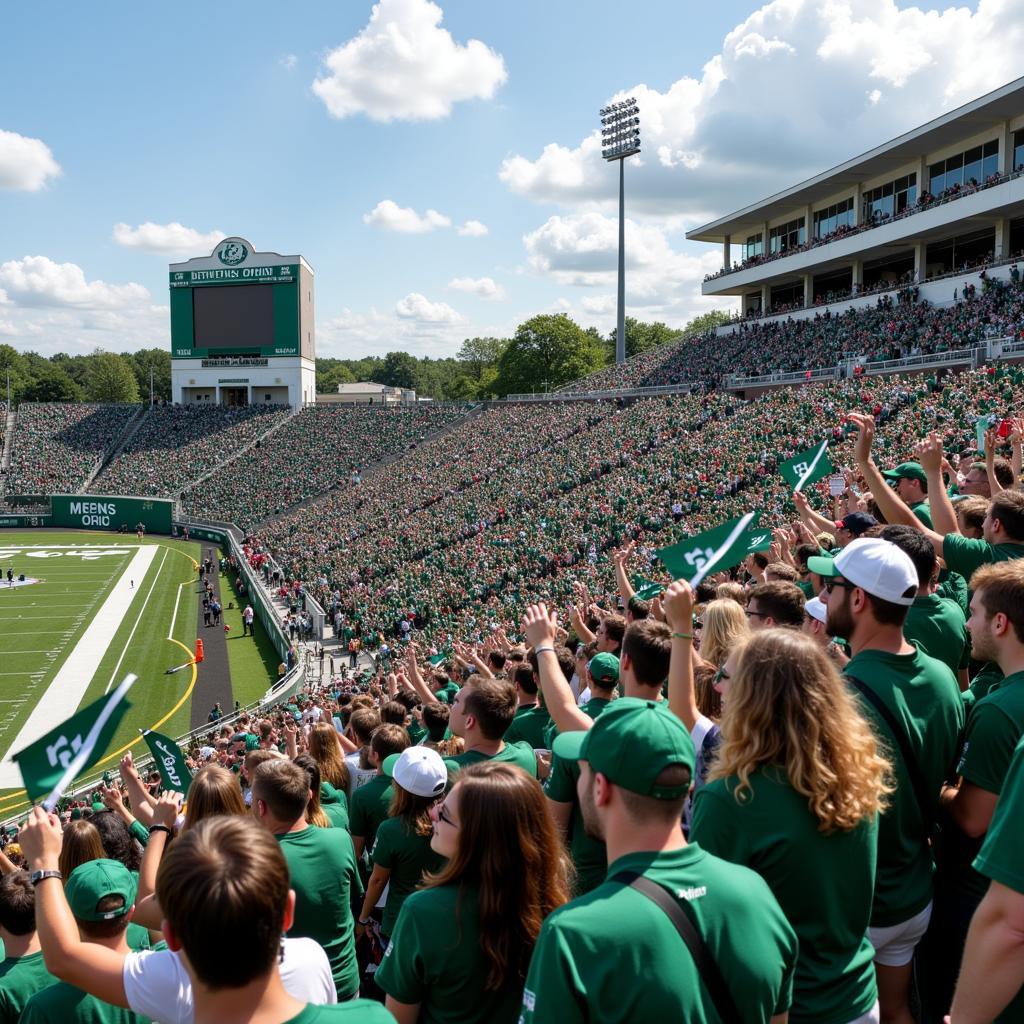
522, 603, 559, 649
662, 579, 695, 633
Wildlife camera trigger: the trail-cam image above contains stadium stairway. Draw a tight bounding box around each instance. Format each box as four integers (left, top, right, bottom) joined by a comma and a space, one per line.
0, 408, 14, 474
189, 564, 234, 730
83, 405, 149, 492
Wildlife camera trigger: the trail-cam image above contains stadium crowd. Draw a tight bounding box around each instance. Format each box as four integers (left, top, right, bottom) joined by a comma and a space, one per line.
4, 403, 139, 497
91, 404, 289, 498
181, 404, 472, 531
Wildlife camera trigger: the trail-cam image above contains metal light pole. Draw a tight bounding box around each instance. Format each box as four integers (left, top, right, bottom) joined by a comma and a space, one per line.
600, 98, 640, 364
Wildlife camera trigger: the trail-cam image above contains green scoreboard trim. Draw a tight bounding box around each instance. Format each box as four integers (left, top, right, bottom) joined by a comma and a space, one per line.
169, 265, 301, 359
50, 496, 174, 534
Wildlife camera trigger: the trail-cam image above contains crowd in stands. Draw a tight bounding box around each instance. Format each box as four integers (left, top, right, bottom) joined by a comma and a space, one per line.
4, 403, 138, 497
560, 269, 1024, 393
182, 404, 472, 531
92, 404, 289, 498
3, 374, 1024, 1019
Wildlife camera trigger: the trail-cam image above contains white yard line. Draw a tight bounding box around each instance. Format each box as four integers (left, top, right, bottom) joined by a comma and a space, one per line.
167, 582, 187, 641
104, 548, 168, 695
0, 545, 158, 786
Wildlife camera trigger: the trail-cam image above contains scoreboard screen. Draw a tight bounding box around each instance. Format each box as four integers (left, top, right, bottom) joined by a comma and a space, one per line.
192, 284, 275, 349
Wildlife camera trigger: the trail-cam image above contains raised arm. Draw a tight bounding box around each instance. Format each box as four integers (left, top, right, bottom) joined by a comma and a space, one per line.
611, 543, 636, 608
118, 752, 155, 826
662, 581, 701, 731
792, 489, 837, 539
522, 604, 592, 735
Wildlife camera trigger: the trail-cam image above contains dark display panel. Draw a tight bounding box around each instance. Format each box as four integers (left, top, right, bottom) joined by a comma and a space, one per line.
192, 284, 274, 349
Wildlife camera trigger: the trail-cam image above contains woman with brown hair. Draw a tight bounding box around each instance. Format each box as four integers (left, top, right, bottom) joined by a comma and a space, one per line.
182, 764, 247, 832
292, 754, 331, 829
690, 628, 892, 1024
308, 722, 351, 827
58, 819, 106, 880
376, 761, 571, 1024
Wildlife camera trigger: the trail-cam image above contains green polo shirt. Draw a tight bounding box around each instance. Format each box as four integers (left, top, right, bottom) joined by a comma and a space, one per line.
904, 593, 970, 675
444, 741, 537, 779
371, 817, 445, 938
520, 845, 798, 1024
845, 647, 964, 927
504, 705, 552, 749
349, 774, 393, 848
21, 983, 147, 1024
911, 501, 934, 529
942, 534, 1024, 582
283, 1002, 394, 1023
692, 767, 877, 1024
277, 825, 362, 999
972, 734, 1024, 1021
0, 952, 54, 1024
320, 781, 349, 830
377, 883, 523, 1024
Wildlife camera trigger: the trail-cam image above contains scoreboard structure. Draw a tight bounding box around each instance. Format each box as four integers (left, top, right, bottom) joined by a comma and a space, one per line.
169, 237, 315, 409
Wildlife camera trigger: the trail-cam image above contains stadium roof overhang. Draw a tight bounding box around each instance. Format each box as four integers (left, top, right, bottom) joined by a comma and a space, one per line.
687, 75, 1024, 244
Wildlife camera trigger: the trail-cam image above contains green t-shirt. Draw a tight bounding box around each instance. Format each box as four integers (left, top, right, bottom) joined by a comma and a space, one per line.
349, 775, 393, 848
936, 569, 969, 615
0, 952, 55, 1024
911, 501, 934, 529
21, 982, 148, 1024
942, 534, 1024, 583
376, 883, 523, 1024
692, 767, 877, 1024
320, 781, 349, 830
968, 662, 1004, 708
972, 734, 1024, 1021
904, 593, 970, 676
277, 826, 362, 999
371, 816, 445, 938
444, 741, 537, 779
504, 705, 552, 750
579, 697, 612, 719
282, 1002, 394, 1023
520, 846, 798, 1024
544, 751, 606, 896
407, 721, 427, 745
434, 682, 460, 705
845, 647, 965, 927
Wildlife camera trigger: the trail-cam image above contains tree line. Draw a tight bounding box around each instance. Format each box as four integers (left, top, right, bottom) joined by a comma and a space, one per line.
0, 311, 729, 406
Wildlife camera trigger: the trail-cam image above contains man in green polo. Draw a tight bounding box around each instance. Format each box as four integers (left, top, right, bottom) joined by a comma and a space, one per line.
881, 461, 933, 528
521, 699, 798, 1022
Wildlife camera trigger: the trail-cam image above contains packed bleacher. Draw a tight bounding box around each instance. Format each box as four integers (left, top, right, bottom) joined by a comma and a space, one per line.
181, 403, 473, 530
90, 402, 290, 498
4, 402, 139, 496
560, 267, 1024, 392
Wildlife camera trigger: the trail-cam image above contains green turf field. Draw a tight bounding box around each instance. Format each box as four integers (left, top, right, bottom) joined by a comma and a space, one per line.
0, 530, 275, 814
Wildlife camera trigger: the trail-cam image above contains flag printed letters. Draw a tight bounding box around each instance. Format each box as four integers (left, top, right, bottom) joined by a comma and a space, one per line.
779, 441, 834, 493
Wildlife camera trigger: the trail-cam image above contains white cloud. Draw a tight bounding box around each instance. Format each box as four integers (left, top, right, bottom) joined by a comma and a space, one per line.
363, 200, 451, 233
0, 129, 61, 192
581, 295, 615, 315
448, 276, 505, 300
395, 292, 463, 322
112, 221, 224, 256
499, 0, 1024, 216
312, 0, 507, 122
0, 256, 150, 310
457, 219, 488, 237
280, 53, 298, 71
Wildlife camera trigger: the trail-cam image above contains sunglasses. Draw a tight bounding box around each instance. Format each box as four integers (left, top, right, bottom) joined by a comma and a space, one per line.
823, 579, 857, 594
436, 801, 458, 828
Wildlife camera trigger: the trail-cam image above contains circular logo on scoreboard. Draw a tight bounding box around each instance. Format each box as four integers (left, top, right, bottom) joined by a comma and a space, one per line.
216, 238, 249, 266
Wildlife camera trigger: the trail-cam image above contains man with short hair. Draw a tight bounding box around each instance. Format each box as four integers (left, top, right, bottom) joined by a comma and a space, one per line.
0, 871, 54, 1022
764, 561, 799, 584
504, 665, 551, 750
595, 614, 625, 656
343, 707, 381, 797
349, 723, 410, 860
812, 537, 964, 1024
444, 677, 538, 777
746, 581, 805, 630
252, 759, 363, 1000
881, 461, 933, 528
521, 699, 798, 1022
960, 455, 1015, 497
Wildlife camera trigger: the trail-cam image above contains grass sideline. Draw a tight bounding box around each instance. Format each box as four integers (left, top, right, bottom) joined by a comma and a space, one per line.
218, 569, 282, 708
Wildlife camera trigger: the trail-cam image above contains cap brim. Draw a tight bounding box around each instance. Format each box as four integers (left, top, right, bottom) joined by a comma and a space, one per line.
806, 554, 838, 577
381, 753, 399, 778
881, 469, 903, 480
552, 730, 588, 762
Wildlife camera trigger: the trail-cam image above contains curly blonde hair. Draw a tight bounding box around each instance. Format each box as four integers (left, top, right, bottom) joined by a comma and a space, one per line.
709, 629, 892, 832
700, 598, 749, 669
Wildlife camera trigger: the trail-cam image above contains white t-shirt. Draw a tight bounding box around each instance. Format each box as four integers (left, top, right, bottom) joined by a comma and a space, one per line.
123, 936, 336, 1024
345, 751, 377, 798
576, 686, 592, 706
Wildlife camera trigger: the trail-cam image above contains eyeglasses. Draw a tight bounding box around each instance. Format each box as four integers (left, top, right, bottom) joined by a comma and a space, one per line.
745, 608, 769, 619
436, 801, 458, 828
823, 579, 857, 594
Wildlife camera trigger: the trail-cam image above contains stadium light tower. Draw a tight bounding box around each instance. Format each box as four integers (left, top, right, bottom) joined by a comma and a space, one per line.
600, 97, 640, 365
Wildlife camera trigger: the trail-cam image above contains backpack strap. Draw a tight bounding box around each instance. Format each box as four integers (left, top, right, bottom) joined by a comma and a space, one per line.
610, 870, 742, 1024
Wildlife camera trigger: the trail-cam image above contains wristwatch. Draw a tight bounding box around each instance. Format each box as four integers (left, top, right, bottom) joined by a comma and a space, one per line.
29, 870, 62, 886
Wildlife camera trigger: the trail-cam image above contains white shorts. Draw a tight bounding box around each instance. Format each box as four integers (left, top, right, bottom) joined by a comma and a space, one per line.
844, 1002, 880, 1024
868, 902, 932, 967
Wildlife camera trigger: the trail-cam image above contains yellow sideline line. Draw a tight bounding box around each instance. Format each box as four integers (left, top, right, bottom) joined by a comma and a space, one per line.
0, 540, 202, 817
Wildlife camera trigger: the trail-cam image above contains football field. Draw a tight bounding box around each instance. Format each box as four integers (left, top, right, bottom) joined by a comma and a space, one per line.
0, 532, 203, 811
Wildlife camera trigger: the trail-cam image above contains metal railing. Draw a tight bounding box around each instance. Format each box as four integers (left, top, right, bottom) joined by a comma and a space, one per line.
506, 382, 697, 402
725, 366, 840, 388
860, 347, 978, 375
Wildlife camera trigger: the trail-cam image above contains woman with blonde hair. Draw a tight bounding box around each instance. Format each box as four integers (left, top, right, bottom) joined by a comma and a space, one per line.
182, 764, 247, 831
308, 721, 351, 827
292, 753, 332, 829
695, 597, 749, 720
690, 628, 892, 1024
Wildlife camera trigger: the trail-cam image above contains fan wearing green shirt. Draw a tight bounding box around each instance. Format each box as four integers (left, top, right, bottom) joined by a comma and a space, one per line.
812, 535, 964, 1024
349, 724, 411, 863
504, 665, 552, 751
443, 678, 538, 779
922, 559, 1024, 1022
0, 871, 54, 1024
522, 698, 798, 1024
880, 462, 934, 528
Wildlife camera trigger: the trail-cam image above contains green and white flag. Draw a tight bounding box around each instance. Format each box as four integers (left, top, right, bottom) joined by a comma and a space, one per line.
631, 576, 666, 601
657, 512, 759, 587
779, 440, 833, 493
13, 674, 137, 810
141, 729, 193, 795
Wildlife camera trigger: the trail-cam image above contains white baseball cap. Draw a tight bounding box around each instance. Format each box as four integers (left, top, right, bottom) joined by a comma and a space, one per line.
804, 596, 828, 625
382, 746, 447, 798
808, 537, 918, 606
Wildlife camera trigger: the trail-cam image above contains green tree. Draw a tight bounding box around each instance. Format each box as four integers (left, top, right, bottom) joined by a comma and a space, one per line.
128, 348, 172, 402
21, 362, 82, 402
84, 352, 140, 403
493, 314, 606, 396
316, 360, 355, 394
380, 351, 419, 390
679, 309, 732, 338
605, 318, 681, 361
457, 336, 506, 379
0, 344, 30, 402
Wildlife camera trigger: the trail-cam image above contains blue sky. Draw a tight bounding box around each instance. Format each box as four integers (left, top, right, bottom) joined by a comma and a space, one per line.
1, 0, 1020, 359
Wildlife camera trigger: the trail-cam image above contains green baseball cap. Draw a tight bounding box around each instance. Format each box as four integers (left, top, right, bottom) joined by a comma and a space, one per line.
588, 652, 620, 684
552, 698, 695, 799
65, 859, 137, 921
881, 461, 927, 485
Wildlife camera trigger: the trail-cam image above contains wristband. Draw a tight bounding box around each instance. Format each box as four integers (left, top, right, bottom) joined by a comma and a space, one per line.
671, 632, 693, 641
533, 645, 555, 655
30, 870, 62, 886
148, 824, 173, 836
358, 917, 373, 926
